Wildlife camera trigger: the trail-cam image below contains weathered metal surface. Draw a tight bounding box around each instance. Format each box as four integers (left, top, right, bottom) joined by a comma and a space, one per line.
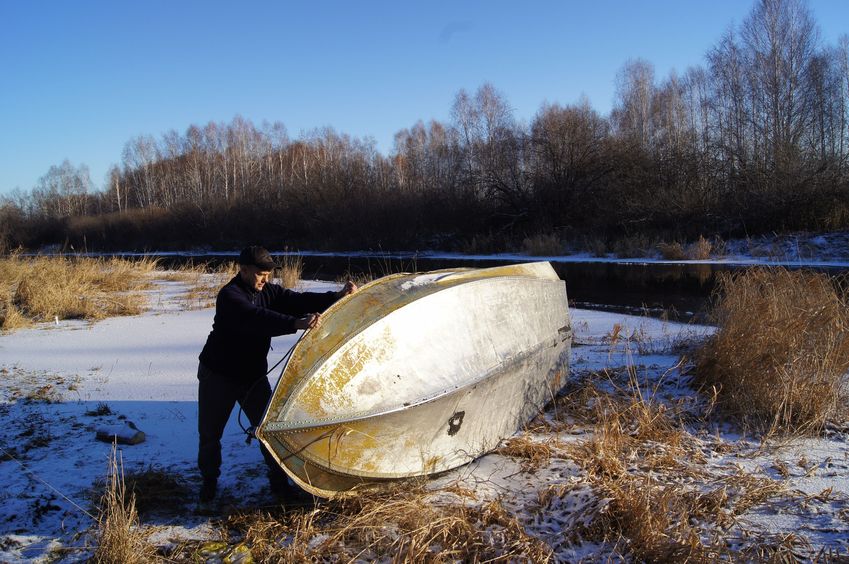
256, 262, 571, 497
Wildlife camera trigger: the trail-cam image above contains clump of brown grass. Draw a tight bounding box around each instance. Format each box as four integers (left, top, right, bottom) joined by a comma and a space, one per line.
568, 391, 688, 480
155, 260, 206, 283
584, 237, 609, 257
459, 232, 506, 254
739, 532, 816, 563
0, 255, 154, 330
687, 235, 713, 260
658, 236, 713, 261
715, 471, 786, 516
338, 269, 374, 288
178, 285, 219, 310
694, 268, 849, 435
175, 271, 227, 310
554, 369, 750, 560
521, 233, 563, 256
658, 241, 687, 260
92, 446, 152, 564
159, 261, 237, 310
496, 434, 561, 472
562, 369, 689, 466
327, 491, 551, 562
613, 234, 657, 258
276, 252, 303, 289
206, 484, 552, 562
0, 292, 30, 331
580, 476, 733, 562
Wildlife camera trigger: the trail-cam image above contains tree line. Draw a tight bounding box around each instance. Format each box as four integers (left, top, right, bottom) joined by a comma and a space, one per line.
2, 0, 848, 254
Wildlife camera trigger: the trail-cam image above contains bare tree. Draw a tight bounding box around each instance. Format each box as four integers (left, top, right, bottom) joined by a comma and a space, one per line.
612, 58, 656, 147
741, 0, 820, 177
31, 160, 92, 218
530, 99, 610, 225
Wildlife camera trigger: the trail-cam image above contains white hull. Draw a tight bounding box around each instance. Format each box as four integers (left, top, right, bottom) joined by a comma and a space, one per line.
257, 262, 571, 497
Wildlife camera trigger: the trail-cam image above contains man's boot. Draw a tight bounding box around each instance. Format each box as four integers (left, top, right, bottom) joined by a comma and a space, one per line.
199, 477, 217, 503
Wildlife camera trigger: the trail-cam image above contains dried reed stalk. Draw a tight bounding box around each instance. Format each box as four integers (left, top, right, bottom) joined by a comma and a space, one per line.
92, 445, 152, 564
694, 268, 849, 435
277, 252, 303, 289
223, 485, 552, 562
0, 255, 154, 329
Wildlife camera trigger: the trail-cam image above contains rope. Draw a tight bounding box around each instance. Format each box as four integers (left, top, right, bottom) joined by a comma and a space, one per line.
238, 330, 307, 444
0, 444, 98, 522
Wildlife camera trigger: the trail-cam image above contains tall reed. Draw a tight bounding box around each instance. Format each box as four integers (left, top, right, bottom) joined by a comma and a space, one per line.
92, 446, 151, 564
694, 268, 849, 434
0, 255, 153, 330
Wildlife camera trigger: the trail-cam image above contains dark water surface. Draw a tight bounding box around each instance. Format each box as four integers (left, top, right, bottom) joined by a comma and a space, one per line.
148, 252, 845, 322
302, 255, 733, 322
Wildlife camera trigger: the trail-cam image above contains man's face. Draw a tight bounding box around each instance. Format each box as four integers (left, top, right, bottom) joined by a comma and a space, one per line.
240, 265, 272, 291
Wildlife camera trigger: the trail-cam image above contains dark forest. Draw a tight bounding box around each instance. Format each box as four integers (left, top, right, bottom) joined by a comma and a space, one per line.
3, 0, 848, 255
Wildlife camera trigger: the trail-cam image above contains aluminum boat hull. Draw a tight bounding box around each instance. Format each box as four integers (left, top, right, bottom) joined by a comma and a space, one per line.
256, 262, 571, 497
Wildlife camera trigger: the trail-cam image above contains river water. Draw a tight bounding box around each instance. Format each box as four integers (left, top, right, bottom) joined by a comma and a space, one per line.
138, 251, 849, 322
147, 252, 756, 322
298, 255, 731, 322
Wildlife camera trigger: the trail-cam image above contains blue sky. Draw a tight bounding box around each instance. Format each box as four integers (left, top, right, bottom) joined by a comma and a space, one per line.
1, 0, 847, 196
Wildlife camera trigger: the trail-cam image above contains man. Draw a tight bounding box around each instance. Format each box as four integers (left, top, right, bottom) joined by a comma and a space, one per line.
197, 245, 357, 503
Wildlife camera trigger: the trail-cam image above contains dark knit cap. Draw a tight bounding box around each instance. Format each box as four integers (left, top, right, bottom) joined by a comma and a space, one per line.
238, 246, 278, 270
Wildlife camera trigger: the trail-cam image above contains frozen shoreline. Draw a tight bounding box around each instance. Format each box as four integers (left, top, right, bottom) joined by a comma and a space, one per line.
1, 275, 847, 561
32, 230, 849, 269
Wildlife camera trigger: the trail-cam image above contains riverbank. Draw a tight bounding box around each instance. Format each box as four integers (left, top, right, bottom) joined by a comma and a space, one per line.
34, 230, 849, 323
1, 274, 847, 561
31, 230, 849, 267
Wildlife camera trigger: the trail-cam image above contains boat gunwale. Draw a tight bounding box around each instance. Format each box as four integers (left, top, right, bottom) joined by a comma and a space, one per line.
260, 326, 569, 435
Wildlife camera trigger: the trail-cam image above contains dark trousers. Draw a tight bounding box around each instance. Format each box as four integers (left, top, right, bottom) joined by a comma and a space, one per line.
197, 363, 287, 486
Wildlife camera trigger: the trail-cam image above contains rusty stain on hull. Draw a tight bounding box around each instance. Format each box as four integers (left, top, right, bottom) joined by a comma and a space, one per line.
256, 262, 571, 498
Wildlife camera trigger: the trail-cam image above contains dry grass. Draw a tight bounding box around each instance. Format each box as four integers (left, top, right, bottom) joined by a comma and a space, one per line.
558, 371, 704, 557
658, 236, 713, 261
658, 241, 687, 260
694, 268, 849, 435
276, 252, 303, 289
0, 255, 156, 331
581, 477, 729, 562
326, 489, 552, 562
612, 234, 657, 258
459, 232, 507, 254
173, 484, 552, 562
177, 284, 219, 310
0, 253, 306, 325
0, 292, 30, 330
576, 470, 782, 562
164, 261, 238, 310
584, 236, 609, 257
333, 254, 419, 287
521, 233, 563, 256
91, 446, 153, 564
688, 235, 713, 260
555, 368, 791, 561
338, 269, 375, 288
496, 434, 562, 472
565, 371, 691, 480
738, 532, 818, 563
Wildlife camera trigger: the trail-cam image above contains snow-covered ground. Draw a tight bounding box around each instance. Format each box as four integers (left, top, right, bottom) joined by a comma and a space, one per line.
1, 274, 848, 561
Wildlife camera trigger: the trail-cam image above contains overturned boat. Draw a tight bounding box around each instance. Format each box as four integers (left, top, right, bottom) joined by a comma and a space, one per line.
256, 261, 571, 497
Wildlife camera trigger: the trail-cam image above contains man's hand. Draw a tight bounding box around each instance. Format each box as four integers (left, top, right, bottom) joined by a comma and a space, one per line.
294, 313, 321, 331
337, 280, 358, 299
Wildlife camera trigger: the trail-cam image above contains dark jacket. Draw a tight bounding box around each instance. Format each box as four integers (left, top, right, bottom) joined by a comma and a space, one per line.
198, 275, 337, 380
